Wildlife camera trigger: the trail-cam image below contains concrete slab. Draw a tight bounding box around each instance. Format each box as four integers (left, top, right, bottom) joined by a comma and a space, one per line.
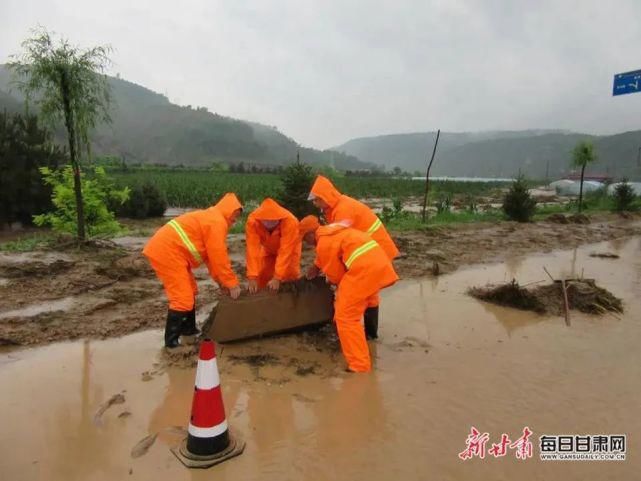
205, 278, 334, 342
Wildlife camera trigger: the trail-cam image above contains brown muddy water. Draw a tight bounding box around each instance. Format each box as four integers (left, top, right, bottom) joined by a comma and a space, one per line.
1, 238, 640, 481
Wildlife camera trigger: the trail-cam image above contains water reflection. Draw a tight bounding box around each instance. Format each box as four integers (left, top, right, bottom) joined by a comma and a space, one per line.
47, 341, 123, 479
475, 300, 548, 337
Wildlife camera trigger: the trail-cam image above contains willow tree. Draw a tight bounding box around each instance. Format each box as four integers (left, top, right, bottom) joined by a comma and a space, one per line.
571, 140, 597, 213
9, 28, 112, 240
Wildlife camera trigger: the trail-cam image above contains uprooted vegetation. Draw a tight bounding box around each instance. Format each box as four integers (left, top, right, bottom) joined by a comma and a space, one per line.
468, 279, 623, 316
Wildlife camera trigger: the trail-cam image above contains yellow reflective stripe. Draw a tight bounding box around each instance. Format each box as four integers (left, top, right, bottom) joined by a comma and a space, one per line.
367, 218, 382, 234
168, 220, 203, 264
345, 240, 378, 268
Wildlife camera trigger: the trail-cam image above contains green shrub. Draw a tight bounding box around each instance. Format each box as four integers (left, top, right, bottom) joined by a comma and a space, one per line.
118, 182, 167, 218
381, 197, 408, 223
435, 195, 452, 214
612, 181, 637, 212
465, 195, 478, 213
33, 166, 129, 237
503, 175, 536, 222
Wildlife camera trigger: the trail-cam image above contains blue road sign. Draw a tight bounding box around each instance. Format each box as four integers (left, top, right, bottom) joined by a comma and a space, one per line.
613, 69, 641, 96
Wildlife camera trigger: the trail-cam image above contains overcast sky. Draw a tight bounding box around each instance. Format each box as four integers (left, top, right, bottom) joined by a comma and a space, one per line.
2, 0, 640, 149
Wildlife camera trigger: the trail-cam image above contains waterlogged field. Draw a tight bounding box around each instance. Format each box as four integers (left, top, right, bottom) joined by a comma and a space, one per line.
111, 169, 507, 208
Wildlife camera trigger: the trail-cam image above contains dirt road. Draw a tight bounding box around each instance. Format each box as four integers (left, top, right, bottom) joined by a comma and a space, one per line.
0, 213, 639, 347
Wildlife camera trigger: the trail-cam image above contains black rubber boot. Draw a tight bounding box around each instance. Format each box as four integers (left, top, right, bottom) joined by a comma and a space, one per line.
364, 306, 379, 340
165, 310, 187, 348
181, 307, 200, 336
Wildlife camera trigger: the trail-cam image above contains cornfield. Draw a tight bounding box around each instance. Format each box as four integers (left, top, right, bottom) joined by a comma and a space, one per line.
111, 170, 505, 208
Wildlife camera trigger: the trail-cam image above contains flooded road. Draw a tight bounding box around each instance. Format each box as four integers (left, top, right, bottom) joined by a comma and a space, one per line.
1, 237, 640, 480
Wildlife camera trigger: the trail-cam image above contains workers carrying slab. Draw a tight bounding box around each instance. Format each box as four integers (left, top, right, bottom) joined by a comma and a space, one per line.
143, 193, 243, 348
300, 215, 399, 373
245, 198, 301, 294
307, 175, 399, 339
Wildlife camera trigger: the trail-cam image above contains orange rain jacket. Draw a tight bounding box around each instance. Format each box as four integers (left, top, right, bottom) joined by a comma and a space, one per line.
143, 193, 242, 291
314, 223, 398, 296
245, 198, 301, 286
310, 175, 399, 260
313, 223, 399, 372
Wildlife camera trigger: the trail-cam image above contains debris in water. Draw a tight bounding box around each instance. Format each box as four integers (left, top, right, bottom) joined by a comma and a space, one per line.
589, 252, 620, 259
432, 261, 440, 276
294, 361, 320, 376
468, 279, 623, 316
227, 353, 279, 367
160, 344, 199, 369
293, 393, 319, 404
388, 336, 431, 352
470, 280, 547, 313
130, 433, 157, 459
163, 426, 188, 436
93, 392, 126, 425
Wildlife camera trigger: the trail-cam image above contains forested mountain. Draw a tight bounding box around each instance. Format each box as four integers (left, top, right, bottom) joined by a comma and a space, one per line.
335, 130, 641, 179
0, 65, 372, 170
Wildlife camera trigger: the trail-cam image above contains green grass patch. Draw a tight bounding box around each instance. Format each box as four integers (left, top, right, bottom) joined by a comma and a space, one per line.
0, 234, 57, 252
385, 209, 503, 231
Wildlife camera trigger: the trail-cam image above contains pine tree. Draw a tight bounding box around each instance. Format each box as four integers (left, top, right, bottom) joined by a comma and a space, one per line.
0, 111, 65, 227
502, 174, 536, 222
278, 153, 317, 219
612, 180, 637, 212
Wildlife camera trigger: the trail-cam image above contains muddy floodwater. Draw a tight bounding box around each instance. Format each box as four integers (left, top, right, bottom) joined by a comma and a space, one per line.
1, 238, 640, 480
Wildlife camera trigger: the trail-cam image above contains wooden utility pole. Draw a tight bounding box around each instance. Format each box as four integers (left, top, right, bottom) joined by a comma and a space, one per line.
545, 160, 550, 182
421, 129, 441, 222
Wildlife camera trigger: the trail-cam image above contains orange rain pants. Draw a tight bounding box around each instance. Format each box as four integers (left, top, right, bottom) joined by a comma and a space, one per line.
314, 224, 399, 372
148, 254, 198, 311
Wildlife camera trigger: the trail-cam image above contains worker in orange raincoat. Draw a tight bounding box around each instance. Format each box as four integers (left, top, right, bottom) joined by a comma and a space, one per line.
308, 175, 399, 339
300, 215, 399, 372
143, 193, 243, 348
245, 198, 301, 293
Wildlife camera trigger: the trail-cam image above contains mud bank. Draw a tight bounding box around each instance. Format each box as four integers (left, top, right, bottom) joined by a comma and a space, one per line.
393, 214, 641, 277
0, 215, 640, 347
468, 279, 623, 316
1, 237, 640, 481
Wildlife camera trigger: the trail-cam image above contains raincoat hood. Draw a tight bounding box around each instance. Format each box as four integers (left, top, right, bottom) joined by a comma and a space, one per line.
214, 193, 243, 221
252, 198, 291, 221
309, 175, 341, 208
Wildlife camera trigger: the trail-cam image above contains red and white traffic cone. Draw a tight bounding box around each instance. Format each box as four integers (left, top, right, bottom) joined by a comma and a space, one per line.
172, 338, 244, 468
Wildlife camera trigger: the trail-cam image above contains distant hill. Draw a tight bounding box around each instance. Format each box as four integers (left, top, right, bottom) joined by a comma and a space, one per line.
335, 130, 641, 180
0, 65, 372, 170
